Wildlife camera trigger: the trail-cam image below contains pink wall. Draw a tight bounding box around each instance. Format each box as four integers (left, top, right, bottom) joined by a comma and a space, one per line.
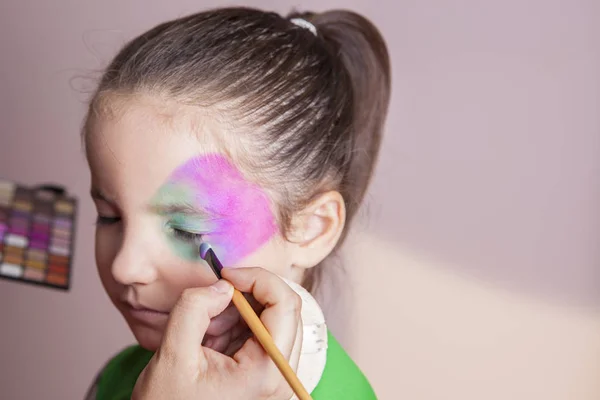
0, 1, 598, 399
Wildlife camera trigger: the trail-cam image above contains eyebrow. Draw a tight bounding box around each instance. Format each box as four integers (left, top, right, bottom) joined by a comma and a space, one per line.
90, 187, 114, 203
92, 187, 214, 218
149, 201, 212, 217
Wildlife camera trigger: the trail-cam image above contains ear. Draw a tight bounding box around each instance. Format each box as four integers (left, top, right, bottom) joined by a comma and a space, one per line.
286, 191, 346, 269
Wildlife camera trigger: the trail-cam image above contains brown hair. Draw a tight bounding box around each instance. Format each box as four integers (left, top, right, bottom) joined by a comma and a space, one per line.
84, 7, 391, 291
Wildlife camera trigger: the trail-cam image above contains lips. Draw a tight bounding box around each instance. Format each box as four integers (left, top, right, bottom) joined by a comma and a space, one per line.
124, 302, 170, 324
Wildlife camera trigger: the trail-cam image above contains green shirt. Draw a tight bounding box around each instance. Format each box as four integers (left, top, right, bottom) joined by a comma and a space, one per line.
94, 331, 377, 399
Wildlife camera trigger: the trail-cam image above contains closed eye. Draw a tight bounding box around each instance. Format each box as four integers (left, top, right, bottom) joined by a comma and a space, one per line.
96, 215, 121, 225
171, 227, 204, 244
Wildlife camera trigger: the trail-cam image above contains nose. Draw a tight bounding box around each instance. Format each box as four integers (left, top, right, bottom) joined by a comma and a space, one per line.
111, 230, 158, 286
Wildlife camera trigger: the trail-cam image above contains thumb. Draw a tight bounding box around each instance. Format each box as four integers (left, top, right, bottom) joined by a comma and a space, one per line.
158, 280, 233, 366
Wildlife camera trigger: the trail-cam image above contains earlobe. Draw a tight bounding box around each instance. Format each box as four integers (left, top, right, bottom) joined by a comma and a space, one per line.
287, 191, 346, 269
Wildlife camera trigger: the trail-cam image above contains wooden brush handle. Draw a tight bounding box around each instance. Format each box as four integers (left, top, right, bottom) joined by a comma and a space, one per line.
231, 289, 313, 400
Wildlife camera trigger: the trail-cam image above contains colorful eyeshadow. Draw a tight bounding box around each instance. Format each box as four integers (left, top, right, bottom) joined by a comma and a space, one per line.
4, 246, 24, 256
25, 259, 46, 269
3, 253, 23, 265
35, 190, 55, 201
29, 241, 48, 250
13, 201, 33, 212
48, 254, 69, 265
52, 229, 71, 239
55, 201, 74, 215
51, 237, 70, 248
33, 215, 52, 224
9, 228, 28, 238
24, 268, 44, 281
5, 234, 28, 248
10, 210, 30, 219
48, 264, 68, 274
10, 215, 29, 223
9, 219, 29, 229
32, 224, 51, 233
0, 180, 77, 290
49, 245, 70, 256
0, 182, 15, 206
0, 181, 15, 192
30, 232, 50, 242
9, 228, 28, 237
46, 273, 67, 286
0, 263, 23, 278
31, 227, 50, 236
27, 249, 47, 261
54, 218, 72, 229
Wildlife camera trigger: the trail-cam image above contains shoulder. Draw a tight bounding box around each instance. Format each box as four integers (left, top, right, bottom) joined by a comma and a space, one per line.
312, 331, 378, 399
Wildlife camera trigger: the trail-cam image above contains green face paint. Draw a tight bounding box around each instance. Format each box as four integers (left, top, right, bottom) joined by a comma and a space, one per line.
162, 213, 215, 262
152, 182, 213, 262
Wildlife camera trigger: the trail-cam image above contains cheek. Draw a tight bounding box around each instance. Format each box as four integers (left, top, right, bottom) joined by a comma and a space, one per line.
158, 262, 216, 291
228, 235, 291, 275
164, 235, 202, 262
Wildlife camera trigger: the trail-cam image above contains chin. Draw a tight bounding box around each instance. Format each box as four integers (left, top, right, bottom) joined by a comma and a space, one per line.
127, 320, 164, 351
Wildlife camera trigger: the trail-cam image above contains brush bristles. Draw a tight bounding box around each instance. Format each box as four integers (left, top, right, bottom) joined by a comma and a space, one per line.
199, 242, 212, 259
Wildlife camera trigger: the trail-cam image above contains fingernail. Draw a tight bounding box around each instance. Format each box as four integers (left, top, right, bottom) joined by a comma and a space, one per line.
211, 280, 232, 294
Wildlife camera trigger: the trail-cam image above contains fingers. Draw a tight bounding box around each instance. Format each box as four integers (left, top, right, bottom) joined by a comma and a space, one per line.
203, 293, 261, 353
289, 314, 303, 371
223, 328, 253, 357
221, 268, 302, 365
158, 280, 233, 367
205, 304, 240, 337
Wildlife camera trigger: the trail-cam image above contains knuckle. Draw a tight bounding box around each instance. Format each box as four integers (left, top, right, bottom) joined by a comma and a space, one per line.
257, 380, 285, 400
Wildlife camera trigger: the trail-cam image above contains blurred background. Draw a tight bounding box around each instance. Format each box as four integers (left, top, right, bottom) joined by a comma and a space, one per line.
0, 0, 598, 399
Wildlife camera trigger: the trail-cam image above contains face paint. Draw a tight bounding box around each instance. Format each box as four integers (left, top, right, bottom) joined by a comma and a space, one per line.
161, 212, 215, 262
152, 153, 277, 265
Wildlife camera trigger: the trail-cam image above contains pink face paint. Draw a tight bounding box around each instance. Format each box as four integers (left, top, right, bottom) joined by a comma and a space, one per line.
154, 153, 277, 265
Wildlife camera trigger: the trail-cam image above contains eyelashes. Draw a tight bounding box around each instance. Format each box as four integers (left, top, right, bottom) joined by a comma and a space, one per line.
170, 226, 205, 244
96, 215, 121, 225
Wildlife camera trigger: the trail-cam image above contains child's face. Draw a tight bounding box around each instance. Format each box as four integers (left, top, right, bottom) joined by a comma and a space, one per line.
86, 96, 294, 350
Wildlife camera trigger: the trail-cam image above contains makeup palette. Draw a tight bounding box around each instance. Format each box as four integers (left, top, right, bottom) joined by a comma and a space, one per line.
0, 180, 77, 290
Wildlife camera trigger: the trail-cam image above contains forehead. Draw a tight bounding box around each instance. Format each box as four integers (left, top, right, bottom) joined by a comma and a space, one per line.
85, 95, 235, 202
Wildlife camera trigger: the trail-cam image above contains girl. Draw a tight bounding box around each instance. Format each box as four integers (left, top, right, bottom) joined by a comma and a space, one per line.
83, 6, 390, 399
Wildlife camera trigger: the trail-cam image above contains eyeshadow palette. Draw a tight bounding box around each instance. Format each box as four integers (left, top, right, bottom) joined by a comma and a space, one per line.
0, 180, 77, 290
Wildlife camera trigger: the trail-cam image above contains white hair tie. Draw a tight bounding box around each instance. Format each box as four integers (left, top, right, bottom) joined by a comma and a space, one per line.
290, 18, 317, 36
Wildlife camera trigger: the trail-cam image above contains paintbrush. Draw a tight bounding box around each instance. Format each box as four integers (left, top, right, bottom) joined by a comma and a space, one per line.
199, 242, 313, 400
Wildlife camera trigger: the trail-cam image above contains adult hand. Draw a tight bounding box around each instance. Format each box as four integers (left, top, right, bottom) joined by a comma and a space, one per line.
132, 267, 304, 400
